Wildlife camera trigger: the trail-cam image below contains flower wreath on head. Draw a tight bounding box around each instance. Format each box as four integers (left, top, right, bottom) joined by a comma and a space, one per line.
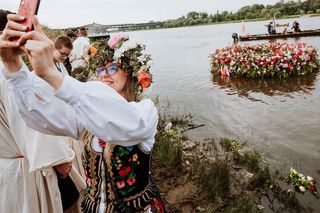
87, 33, 153, 100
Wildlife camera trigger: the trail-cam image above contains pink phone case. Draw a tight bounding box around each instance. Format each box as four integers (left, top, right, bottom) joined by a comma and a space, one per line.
12, 0, 41, 41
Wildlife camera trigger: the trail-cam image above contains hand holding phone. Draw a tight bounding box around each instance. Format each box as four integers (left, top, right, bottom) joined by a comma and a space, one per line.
11, 0, 41, 41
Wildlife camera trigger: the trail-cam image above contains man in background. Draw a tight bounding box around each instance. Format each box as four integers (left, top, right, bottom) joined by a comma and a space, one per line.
53, 35, 73, 75
64, 30, 77, 74
69, 27, 90, 72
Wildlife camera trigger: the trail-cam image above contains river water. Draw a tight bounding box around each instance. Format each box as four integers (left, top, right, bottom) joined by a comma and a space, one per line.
126, 17, 320, 208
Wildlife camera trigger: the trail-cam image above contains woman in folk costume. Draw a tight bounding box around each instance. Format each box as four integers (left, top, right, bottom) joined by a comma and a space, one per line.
1, 15, 164, 213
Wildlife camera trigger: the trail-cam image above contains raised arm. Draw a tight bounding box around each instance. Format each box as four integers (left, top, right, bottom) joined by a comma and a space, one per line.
2, 63, 83, 138
2, 63, 158, 145
1, 15, 158, 145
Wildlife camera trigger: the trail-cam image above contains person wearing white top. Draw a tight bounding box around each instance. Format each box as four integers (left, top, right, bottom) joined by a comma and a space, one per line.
69, 28, 90, 72
1, 15, 165, 213
0, 12, 77, 213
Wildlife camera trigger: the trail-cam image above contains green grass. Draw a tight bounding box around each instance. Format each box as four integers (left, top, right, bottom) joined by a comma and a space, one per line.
220, 138, 244, 152
192, 158, 230, 200
236, 151, 261, 173
225, 193, 257, 213
248, 166, 272, 192
154, 132, 183, 170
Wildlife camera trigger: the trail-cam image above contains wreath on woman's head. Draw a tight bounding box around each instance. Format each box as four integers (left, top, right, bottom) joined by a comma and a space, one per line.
86, 33, 153, 98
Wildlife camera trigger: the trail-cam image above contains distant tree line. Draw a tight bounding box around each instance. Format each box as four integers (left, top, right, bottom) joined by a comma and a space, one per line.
159, 0, 320, 28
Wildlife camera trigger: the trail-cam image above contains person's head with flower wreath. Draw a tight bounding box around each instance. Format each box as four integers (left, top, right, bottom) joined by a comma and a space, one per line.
88, 33, 153, 102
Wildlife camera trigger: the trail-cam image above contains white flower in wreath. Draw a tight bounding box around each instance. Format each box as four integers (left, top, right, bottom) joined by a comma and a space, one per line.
113, 40, 141, 61
146, 60, 153, 68
120, 40, 140, 52
138, 55, 145, 64
113, 50, 123, 61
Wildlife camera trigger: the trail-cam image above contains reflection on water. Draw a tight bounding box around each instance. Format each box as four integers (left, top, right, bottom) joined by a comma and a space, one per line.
212, 73, 318, 99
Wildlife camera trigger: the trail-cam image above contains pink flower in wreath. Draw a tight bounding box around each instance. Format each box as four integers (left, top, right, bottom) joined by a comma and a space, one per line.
108, 33, 128, 49
127, 177, 136, 186
116, 180, 126, 189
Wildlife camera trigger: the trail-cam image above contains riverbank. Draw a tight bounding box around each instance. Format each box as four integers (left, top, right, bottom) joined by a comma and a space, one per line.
151, 109, 318, 212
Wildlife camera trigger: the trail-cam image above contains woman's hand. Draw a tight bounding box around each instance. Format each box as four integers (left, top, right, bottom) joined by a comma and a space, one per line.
19, 16, 64, 90
18, 16, 55, 76
54, 162, 72, 179
0, 14, 27, 72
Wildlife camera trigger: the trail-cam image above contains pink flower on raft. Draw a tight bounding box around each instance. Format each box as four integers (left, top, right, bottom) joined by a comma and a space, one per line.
220, 65, 230, 77
107, 33, 129, 49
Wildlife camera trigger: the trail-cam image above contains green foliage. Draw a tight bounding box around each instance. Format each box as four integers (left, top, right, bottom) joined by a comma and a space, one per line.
154, 112, 186, 171
193, 158, 230, 200
234, 150, 261, 173
248, 166, 272, 191
220, 138, 244, 152
153, 136, 182, 170
41, 25, 63, 40
225, 193, 257, 213
160, 0, 320, 28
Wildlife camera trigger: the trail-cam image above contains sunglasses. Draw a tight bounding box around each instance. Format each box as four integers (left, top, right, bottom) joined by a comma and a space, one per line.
97, 64, 119, 76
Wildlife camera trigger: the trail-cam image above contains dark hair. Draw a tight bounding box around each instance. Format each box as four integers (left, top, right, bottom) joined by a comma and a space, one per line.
78, 28, 87, 37
54, 35, 73, 50
66, 30, 76, 38
0, 10, 13, 31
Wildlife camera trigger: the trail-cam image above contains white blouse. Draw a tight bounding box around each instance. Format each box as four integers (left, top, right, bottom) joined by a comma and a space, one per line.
2, 63, 157, 151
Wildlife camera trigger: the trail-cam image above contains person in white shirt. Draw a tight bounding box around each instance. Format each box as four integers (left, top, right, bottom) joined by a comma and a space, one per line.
0, 11, 81, 213
69, 27, 90, 72
1, 14, 165, 213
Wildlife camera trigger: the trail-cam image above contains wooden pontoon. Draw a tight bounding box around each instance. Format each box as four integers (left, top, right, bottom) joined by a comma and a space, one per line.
239, 29, 320, 41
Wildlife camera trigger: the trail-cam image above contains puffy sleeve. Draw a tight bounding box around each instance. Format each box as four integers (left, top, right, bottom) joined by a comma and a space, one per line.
2, 64, 158, 146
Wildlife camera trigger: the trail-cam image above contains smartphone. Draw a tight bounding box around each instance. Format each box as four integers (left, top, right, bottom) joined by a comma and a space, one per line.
12, 0, 41, 41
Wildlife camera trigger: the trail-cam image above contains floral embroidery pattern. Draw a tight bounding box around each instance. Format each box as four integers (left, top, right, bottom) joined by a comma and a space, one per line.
111, 146, 140, 196
82, 151, 92, 193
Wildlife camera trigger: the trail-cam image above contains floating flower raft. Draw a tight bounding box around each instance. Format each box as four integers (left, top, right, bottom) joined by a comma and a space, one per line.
211, 43, 320, 79
286, 168, 320, 199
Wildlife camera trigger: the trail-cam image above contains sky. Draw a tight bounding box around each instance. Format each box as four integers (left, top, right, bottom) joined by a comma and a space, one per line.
1, 0, 280, 29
